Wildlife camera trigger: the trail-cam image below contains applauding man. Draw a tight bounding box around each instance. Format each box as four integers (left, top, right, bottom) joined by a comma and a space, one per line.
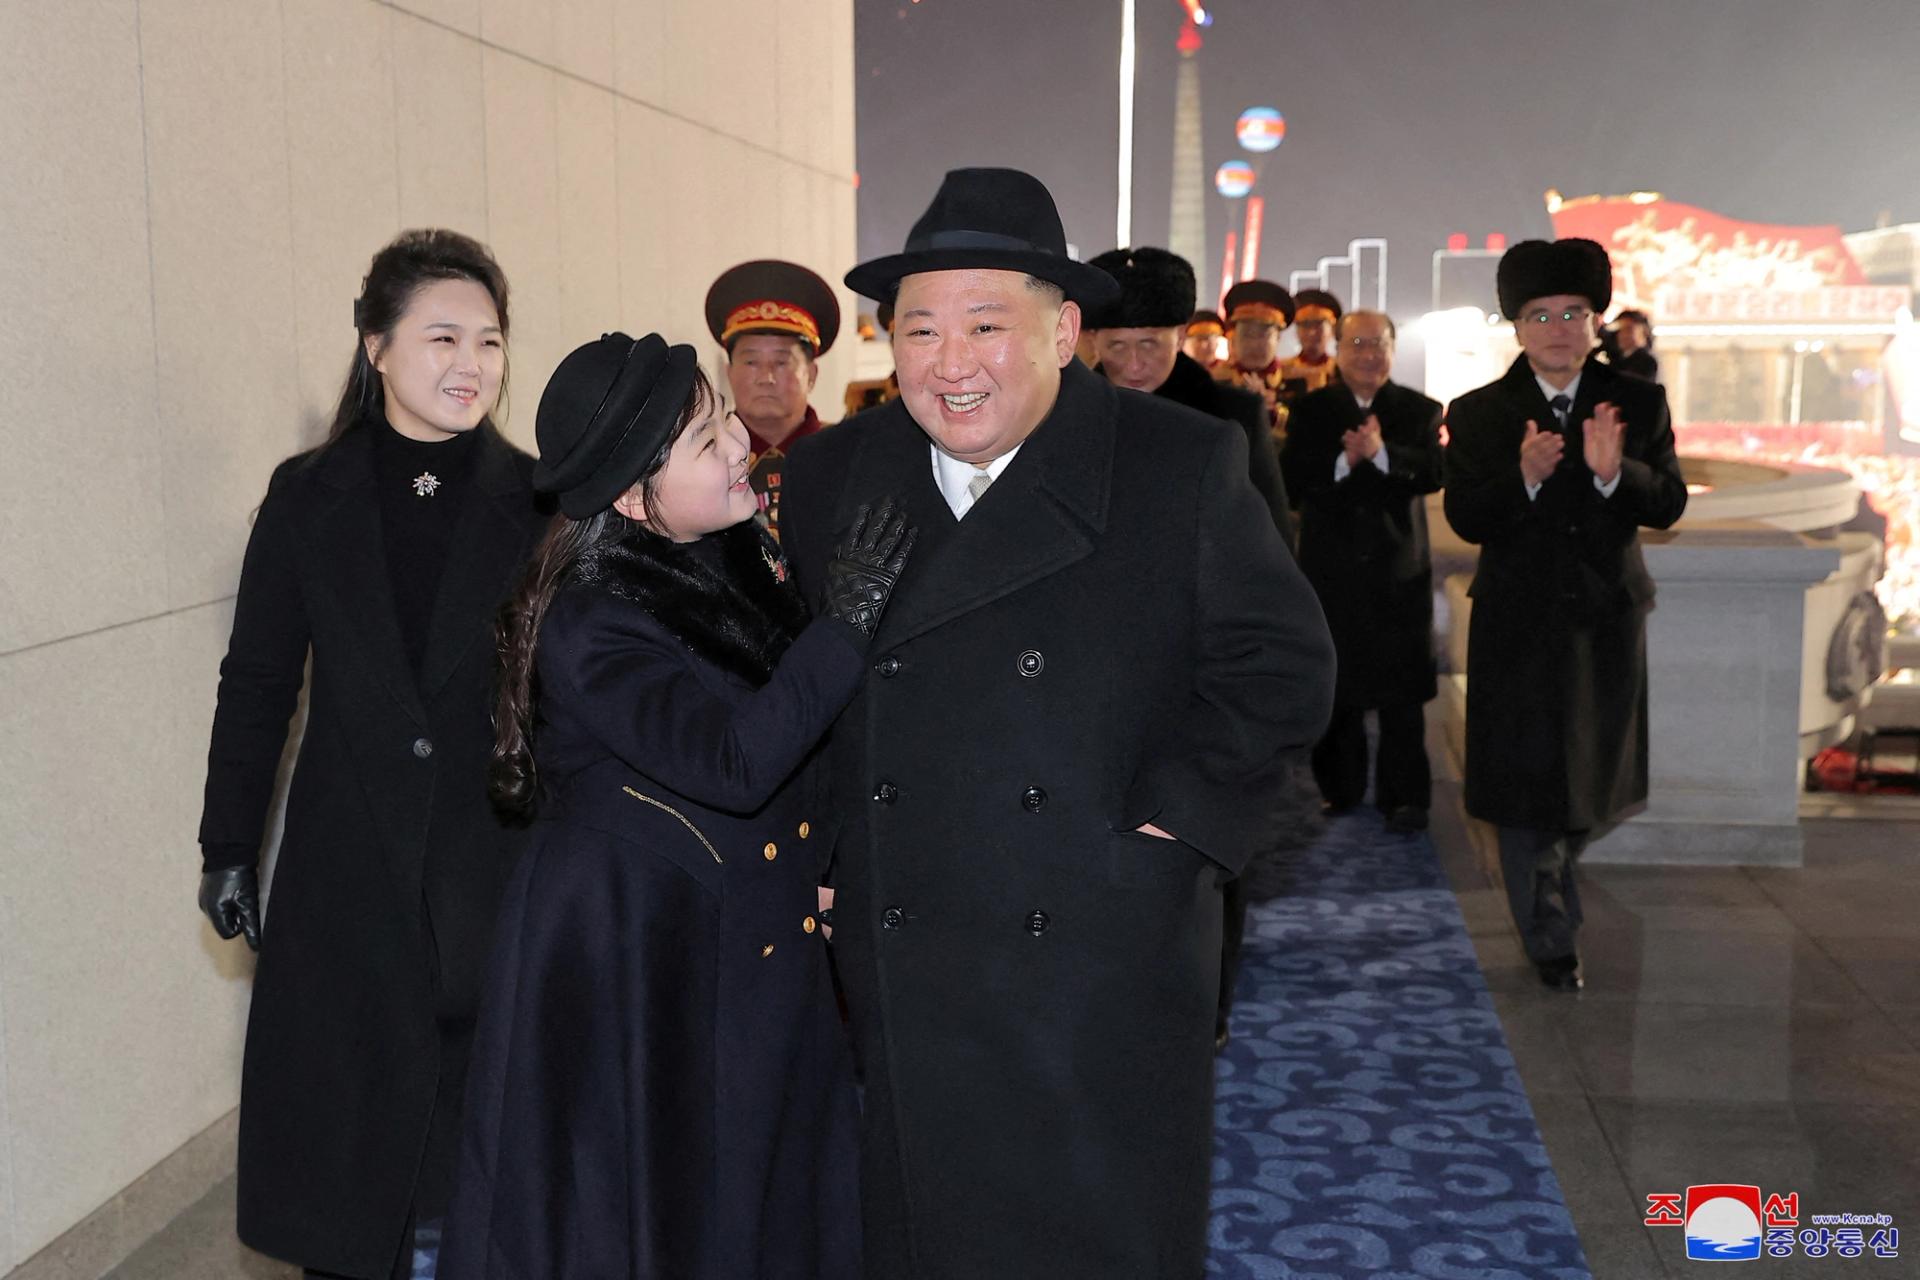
1443, 239, 1687, 992
1281, 310, 1442, 833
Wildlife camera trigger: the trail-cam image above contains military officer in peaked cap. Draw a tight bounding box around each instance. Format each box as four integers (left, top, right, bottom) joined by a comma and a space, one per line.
783, 167, 1334, 1280
1216, 278, 1298, 443
1280, 287, 1344, 404
1444, 238, 1687, 993
705, 258, 841, 540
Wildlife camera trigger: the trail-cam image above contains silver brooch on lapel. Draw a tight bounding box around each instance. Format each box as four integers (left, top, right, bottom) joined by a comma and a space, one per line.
412, 472, 440, 497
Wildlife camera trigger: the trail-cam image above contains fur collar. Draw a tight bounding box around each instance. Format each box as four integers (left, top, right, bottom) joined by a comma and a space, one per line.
567, 519, 808, 686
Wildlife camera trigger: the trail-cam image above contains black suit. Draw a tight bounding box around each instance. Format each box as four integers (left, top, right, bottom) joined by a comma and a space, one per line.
784, 360, 1334, 1279
1443, 355, 1686, 960
199, 424, 545, 1277
1147, 350, 1292, 544
1282, 380, 1443, 815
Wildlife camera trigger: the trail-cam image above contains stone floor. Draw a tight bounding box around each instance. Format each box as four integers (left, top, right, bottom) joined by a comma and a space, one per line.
1428, 736, 1920, 1278
101, 723, 1920, 1279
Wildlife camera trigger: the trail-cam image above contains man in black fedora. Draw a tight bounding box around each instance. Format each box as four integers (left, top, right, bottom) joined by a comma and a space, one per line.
783, 167, 1335, 1279
1444, 238, 1687, 992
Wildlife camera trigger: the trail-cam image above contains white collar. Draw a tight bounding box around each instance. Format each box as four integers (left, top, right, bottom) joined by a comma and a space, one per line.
1534, 369, 1582, 408
931, 442, 1023, 519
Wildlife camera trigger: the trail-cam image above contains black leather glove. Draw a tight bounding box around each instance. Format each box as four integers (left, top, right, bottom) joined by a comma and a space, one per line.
823, 498, 916, 637
199, 866, 263, 952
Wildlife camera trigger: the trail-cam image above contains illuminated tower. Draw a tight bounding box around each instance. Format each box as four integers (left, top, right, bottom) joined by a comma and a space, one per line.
1167, 16, 1206, 271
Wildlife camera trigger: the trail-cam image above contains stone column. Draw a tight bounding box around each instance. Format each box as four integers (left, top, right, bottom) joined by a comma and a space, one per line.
1585, 525, 1842, 867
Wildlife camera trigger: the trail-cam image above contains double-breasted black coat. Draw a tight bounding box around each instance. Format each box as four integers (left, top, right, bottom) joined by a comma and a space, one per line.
197, 424, 545, 1277
1281, 380, 1444, 708
1443, 355, 1688, 832
783, 360, 1335, 1280
439, 522, 863, 1280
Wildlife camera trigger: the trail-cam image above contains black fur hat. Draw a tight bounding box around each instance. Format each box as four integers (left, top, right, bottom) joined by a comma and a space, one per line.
1084, 247, 1197, 330
1496, 238, 1613, 320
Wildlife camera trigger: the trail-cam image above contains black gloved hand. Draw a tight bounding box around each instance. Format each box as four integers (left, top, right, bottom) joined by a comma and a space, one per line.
199, 866, 263, 952
823, 498, 917, 637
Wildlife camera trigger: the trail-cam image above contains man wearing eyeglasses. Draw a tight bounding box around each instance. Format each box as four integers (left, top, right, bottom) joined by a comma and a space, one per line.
1442, 239, 1688, 992
1280, 310, 1443, 836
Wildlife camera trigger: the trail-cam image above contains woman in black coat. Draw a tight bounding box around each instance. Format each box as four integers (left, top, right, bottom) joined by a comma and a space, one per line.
438, 333, 914, 1280
197, 231, 547, 1278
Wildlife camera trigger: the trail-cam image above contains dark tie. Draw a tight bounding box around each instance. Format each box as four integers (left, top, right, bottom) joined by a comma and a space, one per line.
1549, 394, 1572, 431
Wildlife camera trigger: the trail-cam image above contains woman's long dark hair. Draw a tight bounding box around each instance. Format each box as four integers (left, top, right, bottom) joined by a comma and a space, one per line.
489, 368, 718, 815
322, 229, 512, 447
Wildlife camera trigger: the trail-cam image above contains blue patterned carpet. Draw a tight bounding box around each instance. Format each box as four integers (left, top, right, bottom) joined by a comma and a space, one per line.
1208, 804, 1591, 1279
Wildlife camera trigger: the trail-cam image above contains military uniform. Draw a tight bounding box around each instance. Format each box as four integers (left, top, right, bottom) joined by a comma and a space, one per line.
1277, 288, 1344, 407
706, 260, 841, 541
1215, 279, 1298, 444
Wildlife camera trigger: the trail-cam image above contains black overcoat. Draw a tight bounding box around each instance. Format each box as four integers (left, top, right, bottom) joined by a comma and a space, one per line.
1281, 380, 1444, 708
439, 523, 864, 1280
1149, 350, 1292, 541
783, 360, 1335, 1280
1442, 355, 1688, 832
197, 424, 545, 1277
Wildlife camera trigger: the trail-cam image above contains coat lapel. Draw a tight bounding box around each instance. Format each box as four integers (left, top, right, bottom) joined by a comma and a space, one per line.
418, 427, 536, 703
871, 362, 1112, 648
307, 431, 430, 728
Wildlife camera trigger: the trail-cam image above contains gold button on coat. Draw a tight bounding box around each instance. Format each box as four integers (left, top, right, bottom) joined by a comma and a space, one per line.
760, 944, 775, 958
798, 821, 812, 838
763, 842, 778, 860
803, 916, 817, 934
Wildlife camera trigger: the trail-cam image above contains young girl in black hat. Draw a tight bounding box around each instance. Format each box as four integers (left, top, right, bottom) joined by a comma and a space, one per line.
197, 229, 547, 1280
438, 333, 913, 1280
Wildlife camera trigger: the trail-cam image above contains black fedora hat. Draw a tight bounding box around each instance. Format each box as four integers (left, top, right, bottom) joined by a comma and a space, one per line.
532, 332, 700, 518
845, 168, 1120, 312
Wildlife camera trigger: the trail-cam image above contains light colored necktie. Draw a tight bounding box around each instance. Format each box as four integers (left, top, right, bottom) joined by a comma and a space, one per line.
1550, 393, 1572, 431
966, 469, 993, 504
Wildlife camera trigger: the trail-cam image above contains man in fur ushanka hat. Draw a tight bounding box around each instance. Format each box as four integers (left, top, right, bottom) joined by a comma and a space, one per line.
1442, 238, 1688, 993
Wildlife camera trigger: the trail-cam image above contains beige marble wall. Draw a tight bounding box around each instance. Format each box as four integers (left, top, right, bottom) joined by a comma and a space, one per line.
0, 1, 855, 1270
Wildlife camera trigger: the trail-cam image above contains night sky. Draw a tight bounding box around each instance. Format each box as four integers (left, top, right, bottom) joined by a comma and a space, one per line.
855, 0, 1920, 338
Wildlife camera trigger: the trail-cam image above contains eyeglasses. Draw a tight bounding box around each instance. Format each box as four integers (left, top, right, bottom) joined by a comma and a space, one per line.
1522, 306, 1594, 327
1343, 337, 1391, 352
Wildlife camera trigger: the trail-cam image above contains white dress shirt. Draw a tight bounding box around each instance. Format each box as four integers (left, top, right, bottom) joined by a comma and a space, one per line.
931, 442, 1023, 519
1331, 388, 1391, 481
1525, 370, 1620, 500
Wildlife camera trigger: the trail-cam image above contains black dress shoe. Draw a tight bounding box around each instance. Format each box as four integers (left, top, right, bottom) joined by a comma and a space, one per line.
1384, 806, 1428, 834
1536, 955, 1583, 992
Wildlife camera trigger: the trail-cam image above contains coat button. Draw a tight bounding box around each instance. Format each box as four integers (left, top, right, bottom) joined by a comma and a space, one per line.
763, 842, 778, 861
1021, 786, 1047, 812
1025, 910, 1050, 935
761, 944, 775, 958
876, 654, 901, 677
882, 906, 905, 930
411, 737, 434, 759
874, 781, 899, 804
803, 916, 817, 934
798, 821, 811, 838
1017, 650, 1044, 677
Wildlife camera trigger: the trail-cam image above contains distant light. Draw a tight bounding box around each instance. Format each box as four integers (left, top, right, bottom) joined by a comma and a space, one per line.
1544, 189, 1564, 213
1235, 107, 1285, 153
1215, 161, 1256, 198
1485, 232, 1507, 251
1446, 233, 1468, 252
